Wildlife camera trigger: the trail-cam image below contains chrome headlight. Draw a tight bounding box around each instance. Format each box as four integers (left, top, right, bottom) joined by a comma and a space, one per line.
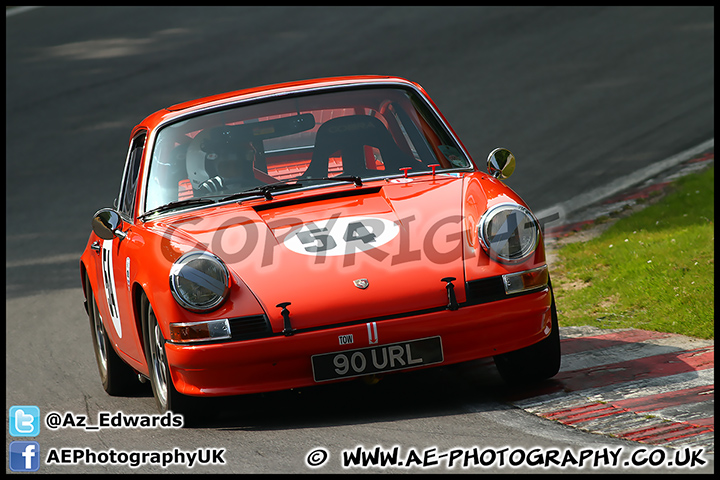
478, 203, 539, 263
169, 251, 230, 312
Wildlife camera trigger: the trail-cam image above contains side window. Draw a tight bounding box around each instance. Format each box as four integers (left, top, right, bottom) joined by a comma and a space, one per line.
118, 133, 146, 219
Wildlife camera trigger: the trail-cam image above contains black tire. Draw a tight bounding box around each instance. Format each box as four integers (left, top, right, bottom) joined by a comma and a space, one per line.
493, 286, 561, 385
85, 276, 140, 395
143, 298, 201, 424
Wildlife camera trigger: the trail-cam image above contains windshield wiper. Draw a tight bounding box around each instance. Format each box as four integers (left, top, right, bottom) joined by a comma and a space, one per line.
140, 176, 366, 218
220, 183, 303, 202
221, 176, 363, 203
140, 197, 218, 219
302, 175, 363, 187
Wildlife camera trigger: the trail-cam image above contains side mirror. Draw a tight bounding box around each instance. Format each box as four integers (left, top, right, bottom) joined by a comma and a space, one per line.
487, 148, 516, 179
92, 208, 126, 240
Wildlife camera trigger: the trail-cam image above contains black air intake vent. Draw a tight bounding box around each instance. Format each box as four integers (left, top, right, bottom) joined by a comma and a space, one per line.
229, 315, 272, 341
465, 277, 507, 305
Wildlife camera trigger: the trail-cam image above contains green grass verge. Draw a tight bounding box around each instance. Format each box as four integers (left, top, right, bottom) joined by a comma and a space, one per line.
552, 165, 714, 339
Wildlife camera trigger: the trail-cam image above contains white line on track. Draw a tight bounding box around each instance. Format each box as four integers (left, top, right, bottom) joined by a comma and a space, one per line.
534, 138, 714, 226
6, 6, 42, 17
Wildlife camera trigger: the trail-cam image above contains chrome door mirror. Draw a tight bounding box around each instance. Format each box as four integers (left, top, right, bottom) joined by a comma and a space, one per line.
92, 208, 126, 240
487, 148, 516, 179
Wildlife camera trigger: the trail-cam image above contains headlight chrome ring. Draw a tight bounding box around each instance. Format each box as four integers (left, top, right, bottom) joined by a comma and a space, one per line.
478, 203, 539, 263
169, 251, 231, 312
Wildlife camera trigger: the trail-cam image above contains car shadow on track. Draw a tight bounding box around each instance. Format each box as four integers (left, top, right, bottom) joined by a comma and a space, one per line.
174, 329, 713, 432
187, 358, 541, 430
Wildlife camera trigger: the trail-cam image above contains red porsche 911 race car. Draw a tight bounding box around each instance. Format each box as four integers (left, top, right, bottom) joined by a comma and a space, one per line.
80, 75, 560, 419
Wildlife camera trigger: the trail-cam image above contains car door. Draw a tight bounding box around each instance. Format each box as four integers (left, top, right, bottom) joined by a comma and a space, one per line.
98, 131, 147, 366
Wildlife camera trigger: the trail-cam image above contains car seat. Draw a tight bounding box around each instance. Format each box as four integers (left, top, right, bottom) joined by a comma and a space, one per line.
302, 115, 416, 179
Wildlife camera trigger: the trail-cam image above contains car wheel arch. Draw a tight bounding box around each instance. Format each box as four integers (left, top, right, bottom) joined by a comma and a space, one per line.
81, 269, 141, 395
133, 284, 152, 371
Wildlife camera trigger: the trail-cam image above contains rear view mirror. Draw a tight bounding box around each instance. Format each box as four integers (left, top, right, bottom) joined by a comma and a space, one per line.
487, 148, 516, 179
92, 208, 126, 240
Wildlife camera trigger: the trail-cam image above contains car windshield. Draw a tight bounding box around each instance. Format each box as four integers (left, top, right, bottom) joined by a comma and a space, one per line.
144, 86, 472, 213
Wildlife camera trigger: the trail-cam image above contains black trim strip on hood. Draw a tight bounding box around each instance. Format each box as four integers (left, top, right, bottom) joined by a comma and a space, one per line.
251, 186, 382, 212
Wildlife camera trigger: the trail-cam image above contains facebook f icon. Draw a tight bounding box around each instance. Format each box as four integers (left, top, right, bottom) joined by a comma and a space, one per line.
10, 406, 40, 436
9, 441, 40, 472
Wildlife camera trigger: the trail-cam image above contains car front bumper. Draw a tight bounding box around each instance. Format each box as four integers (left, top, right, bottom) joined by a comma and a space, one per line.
164, 287, 553, 397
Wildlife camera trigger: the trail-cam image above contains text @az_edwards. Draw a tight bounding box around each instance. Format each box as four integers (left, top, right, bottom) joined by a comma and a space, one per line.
45, 410, 183, 431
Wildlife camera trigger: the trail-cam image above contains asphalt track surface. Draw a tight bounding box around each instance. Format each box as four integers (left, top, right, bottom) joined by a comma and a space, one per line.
6, 6, 714, 473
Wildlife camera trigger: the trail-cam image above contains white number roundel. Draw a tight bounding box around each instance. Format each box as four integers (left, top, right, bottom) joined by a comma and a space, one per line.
283, 216, 400, 257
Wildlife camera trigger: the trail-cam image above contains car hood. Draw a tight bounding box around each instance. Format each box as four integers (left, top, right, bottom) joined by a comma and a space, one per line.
159, 177, 474, 332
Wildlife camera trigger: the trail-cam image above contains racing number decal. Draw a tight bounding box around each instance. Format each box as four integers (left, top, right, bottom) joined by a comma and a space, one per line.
283, 216, 399, 257
295, 226, 337, 253
101, 240, 122, 337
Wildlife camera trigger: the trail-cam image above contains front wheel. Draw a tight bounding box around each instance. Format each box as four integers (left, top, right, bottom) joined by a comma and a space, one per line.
143, 299, 200, 423
493, 287, 561, 385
